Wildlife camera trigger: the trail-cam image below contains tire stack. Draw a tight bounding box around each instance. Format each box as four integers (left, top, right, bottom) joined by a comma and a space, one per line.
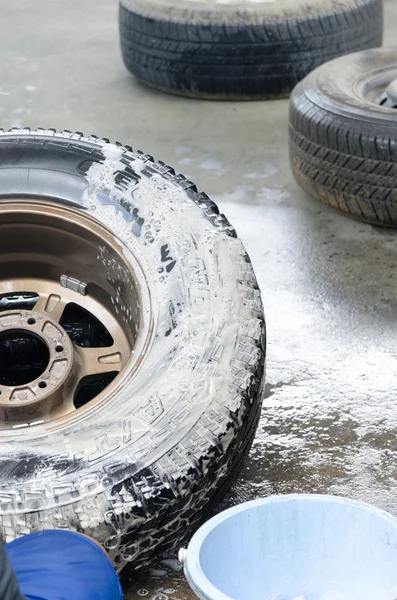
119, 0, 383, 99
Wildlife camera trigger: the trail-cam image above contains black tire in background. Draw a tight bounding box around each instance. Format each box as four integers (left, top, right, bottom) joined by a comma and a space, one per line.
119, 0, 383, 100
0, 129, 266, 572
289, 48, 397, 227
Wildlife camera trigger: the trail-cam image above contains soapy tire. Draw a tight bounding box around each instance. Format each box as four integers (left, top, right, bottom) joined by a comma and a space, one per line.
119, 0, 383, 99
289, 48, 397, 226
0, 128, 266, 572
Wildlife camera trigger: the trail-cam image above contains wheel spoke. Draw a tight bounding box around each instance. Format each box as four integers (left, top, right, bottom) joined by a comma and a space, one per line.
0, 276, 133, 424
74, 345, 124, 378
57, 382, 80, 413
33, 293, 68, 323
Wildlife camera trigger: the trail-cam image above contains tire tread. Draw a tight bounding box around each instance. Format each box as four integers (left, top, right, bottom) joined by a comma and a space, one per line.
119, 0, 383, 98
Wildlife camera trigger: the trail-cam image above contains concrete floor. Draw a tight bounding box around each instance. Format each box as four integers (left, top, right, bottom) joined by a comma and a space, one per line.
2, 1, 397, 597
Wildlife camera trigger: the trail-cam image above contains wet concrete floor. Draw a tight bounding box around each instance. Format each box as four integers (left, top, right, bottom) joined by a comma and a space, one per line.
1, 1, 396, 597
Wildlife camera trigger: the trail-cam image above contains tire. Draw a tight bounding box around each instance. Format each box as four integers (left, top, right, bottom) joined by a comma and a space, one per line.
289, 48, 397, 227
119, 0, 383, 100
0, 128, 266, 572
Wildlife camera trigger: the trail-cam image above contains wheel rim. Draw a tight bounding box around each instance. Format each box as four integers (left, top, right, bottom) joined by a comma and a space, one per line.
0, 199, 151, 430
380, 78, 397, 108
357, 67, 397, 108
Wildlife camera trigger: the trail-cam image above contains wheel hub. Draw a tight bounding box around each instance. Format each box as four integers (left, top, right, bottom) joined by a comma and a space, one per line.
0, 309, 74, 422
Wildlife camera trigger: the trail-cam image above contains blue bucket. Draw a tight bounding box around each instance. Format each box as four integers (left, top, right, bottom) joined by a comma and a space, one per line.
183, 494, 397, 600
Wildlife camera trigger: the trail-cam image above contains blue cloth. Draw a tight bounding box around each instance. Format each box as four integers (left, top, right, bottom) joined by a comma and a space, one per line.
6, 530, 123, 600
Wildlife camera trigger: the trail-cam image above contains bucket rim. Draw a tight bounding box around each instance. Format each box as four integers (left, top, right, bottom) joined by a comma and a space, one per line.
184, 493, 397, 600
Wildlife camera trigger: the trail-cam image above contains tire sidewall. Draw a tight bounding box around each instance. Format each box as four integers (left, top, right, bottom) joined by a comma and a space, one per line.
302, 48, 397, 129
